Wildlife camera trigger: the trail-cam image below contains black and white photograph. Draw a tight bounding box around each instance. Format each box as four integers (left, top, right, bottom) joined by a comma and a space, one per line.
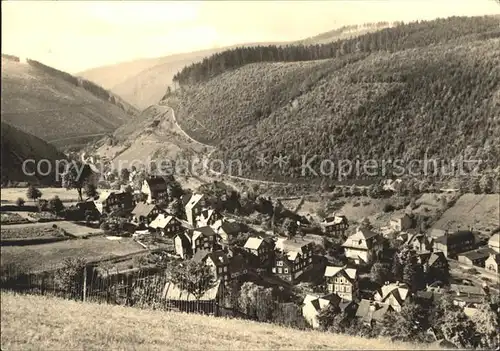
1, 0, 499, 349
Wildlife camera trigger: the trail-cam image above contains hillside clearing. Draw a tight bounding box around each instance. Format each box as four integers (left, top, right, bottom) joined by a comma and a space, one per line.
1, 237, 145, 273
0, 293, 438, 350
432, 194, 499, 235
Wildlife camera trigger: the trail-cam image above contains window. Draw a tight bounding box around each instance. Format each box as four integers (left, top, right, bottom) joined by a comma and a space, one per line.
224, 267, 228, 272
308, 257, 312, 263
277, 261, 283, 267
284, 268, 289, 274
277, 268, 283, 274
272, 268, 276, 273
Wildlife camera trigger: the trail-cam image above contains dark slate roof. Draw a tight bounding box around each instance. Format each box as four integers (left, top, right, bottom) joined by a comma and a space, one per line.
229, 254, 247, 273
458, 247, 494, 261
355, 300, 392, 322
145, 177, 168, 192
434, 230, 475, 246
194, 226, 218, 237
181, 193, 192, 207
220, 221, 242, 235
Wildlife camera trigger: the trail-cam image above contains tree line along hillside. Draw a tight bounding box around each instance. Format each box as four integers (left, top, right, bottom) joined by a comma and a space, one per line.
1, 55, 138, 148
171, 16, 500, 86
165, 35, 500, 185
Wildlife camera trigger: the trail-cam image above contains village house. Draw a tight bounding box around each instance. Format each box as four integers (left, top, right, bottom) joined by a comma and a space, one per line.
184, 193, 205, 227
272, 237, 315, 283
457, 247, 495, 268
196, 208, 223, 228
342, 227, 382, 265
211, 219, 243, 243
193, 250, 230, 281
162, 280, 223, 316
75, 201, 101, 221
373, 282, 411, 312
131, 203, 164, 225
488, 233, 499, 253
301, 293, 356, 329
323, 266, 359, 301
320, 214, 349, 235
405, 233, 434, 253
417, 251, 447, 274
355, 300, 394, 327
141, 177, 169, 204
449, 284, 488, 308
149, 214, 183, 236
432, 230, 477, 258
228, 254, 248, 280
94, 191, 134, 216
485, 253, 499, 273
390, 213, 413, 232
243, 236, 275, 267
174, 226, 222, 258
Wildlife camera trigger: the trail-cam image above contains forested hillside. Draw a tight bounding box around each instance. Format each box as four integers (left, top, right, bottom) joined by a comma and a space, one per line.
172, 16, 500, 86
1, 123, 66, 186
164, 15, 500, 185
1, 55, 138, 150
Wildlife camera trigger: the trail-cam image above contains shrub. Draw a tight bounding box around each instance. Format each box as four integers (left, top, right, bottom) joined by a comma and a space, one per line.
15, 197, 25, 207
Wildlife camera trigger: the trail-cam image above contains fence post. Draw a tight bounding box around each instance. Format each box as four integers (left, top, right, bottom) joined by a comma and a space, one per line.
82, 265, 87, 302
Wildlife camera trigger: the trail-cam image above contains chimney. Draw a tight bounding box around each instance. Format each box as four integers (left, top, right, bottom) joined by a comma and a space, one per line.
395, 281, 400, 286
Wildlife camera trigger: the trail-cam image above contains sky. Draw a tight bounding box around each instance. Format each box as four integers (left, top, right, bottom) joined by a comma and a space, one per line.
2, 0, 499, 73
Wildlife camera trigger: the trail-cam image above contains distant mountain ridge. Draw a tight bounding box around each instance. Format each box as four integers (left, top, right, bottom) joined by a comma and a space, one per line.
1, 54, 138, 150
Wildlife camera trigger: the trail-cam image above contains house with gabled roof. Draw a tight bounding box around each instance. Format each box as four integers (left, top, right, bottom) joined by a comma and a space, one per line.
405, 233, 434, 253
320, 214, 349, 235
191, 226, 222, 252
94, 191, 134, 216
457, 247, 494, 268
141, 177, 168, 204
196, 208, 223, 228
342, 227, 382, 265
485, 252, 499, 273
149, 214, 182, 237
418, 251, 448, 275
302, 293, 341, 329
488, 233, 499, 253
390, 213, 413, 232
211, 219, 243, 243
131, 203, 164, 225
193, 250, 230, 281
185, 193, 204, 226
272, 237, 315, 283
373, 282, 411, 312
243, 236, 275, 267
324, 266, 359, 301
432, 230, 476, 258
228, 253, 248, 280
162, 280, 223, 316
355, 300, 394, 327
174, 226, 221, 259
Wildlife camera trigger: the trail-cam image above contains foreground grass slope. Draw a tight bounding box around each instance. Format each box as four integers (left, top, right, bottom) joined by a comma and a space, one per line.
166, 36, 500, 182
0, 293, 438, 350
1, 122, 66, 185
1, 55, 138, 149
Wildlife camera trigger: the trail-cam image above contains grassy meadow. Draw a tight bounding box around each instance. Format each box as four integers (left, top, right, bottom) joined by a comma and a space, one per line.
0, 292, 442, 350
